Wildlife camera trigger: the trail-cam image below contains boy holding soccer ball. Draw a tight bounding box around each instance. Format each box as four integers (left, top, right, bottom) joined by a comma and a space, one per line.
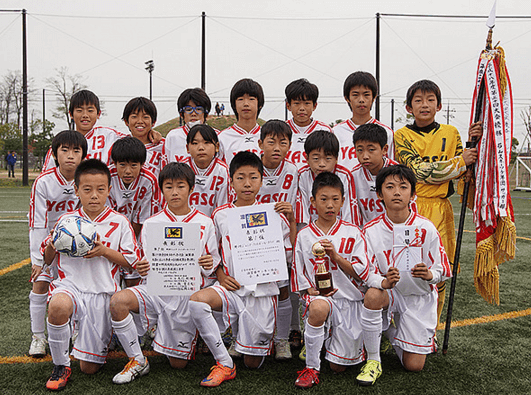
41, 159, 141, 391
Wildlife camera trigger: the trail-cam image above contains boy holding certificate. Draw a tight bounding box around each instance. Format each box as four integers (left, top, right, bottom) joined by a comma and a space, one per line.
109, 162, 220, 385
358, 165, 451, 385
189, 151, 293, 387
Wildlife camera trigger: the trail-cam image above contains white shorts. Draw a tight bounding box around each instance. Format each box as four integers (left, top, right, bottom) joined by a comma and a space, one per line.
50, 282, 112, 364
211, 285, 277, 357
303, 296, 365, 366
131, 285, 197, 360
121, 267, 141, 281
385, 289, 438, 354
34, 263, 57, 284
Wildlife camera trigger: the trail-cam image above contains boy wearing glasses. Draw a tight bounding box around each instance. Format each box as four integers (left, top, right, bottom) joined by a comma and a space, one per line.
163, 88, 212, 164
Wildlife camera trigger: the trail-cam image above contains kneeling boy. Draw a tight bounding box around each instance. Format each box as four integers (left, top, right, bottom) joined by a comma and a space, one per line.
291, 172, 369, 388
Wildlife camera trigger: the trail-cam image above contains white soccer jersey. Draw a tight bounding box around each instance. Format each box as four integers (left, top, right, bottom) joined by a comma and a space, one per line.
291, 219, 369, 302
285, 119, 333, 170
29, 167, 79, 266
163, 125, 190, 164
44, 207, 141, 294
212, 202, 292, 297
144, 139, 165, 179
256, 159, 298, 210
352, 157, 398, 225
183, 157, 230, 217
333, 118, 394, 170
107, 165, 161, 225
363, 211, 452, 296
218, 123, 261, 165
295, 164, 360, 226
139, 207, 220, 287
42, 126, 129, 171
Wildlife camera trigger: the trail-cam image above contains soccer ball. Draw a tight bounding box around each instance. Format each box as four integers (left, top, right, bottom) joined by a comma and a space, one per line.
52, 216, 97, 257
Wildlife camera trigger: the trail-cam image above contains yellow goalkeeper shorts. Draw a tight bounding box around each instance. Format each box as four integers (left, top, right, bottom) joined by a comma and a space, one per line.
416, 196, 456, 263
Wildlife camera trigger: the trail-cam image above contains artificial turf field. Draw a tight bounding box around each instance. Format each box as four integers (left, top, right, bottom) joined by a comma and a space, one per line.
0, 185, 530, 394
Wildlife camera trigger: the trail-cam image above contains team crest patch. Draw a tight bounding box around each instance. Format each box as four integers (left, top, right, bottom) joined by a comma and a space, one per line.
242, 212, 268, 228
165, 227, 183, 238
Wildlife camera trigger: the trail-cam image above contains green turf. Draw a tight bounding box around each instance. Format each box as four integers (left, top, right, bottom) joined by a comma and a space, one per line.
0, 187, 530, 394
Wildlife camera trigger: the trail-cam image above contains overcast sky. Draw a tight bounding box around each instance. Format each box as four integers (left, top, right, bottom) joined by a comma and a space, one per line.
1, 0, 531, 147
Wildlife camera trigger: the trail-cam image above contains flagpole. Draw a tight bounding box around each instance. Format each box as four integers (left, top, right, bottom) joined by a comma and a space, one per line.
442, 22, 493, 356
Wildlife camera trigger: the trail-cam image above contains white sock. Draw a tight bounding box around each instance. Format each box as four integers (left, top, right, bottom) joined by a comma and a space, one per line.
304, 322, 324, 371
275, 297, 292, 341
112, 315, 144, 364
290, 292, 301, 331
29, 291, 47, 336
361, 305, 383, 363
189, 301, 233, 368
47, 319, 71, 367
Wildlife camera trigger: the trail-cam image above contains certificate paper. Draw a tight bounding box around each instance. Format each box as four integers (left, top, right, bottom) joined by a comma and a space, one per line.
227, 203, 288, 286
144, 222, 201, 296
393, 225, 422, 272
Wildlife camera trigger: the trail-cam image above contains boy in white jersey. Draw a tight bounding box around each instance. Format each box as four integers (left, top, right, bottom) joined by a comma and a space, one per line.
42, 159, 140, 391
357, 165, 451, 385
291, 172, 369, 389
256, 119, 298, 359
284, 78, 332, 170
333, 72, 394, 169
122, 97, 164, 179
163, 88, 212, 164
109, 162, 220, 384
189, 151, 293, 387
218, 78, 264, 165
296, 130, 360, 227
28, 130, 87, 358
352, 123, 398, 225
184, 124, 230, 217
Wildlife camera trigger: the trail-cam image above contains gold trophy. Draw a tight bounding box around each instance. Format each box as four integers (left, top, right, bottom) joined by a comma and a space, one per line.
312, 241, 334, 295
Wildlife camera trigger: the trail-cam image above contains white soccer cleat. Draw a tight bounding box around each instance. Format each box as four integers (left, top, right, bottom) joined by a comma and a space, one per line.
274, 339, 292, 360
29, 335, 47, 358
112, 357, 150, 384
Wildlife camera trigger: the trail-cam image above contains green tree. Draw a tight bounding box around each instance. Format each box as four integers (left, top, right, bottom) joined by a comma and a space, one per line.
30, 119, 55, 169
0, 122, 22, 156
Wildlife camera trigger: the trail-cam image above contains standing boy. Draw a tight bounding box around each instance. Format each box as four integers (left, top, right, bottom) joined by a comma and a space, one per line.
28, 130, 87, 357
291, 172, 369, 388
42, 159, 140, 390
358, 165, 451, 384
394, 80, 479, 327
189, 151, 292, 387
109, 162, 220, 384
218, 78, 264, 165
333, 71, 394, 169
284, 78, 332, 169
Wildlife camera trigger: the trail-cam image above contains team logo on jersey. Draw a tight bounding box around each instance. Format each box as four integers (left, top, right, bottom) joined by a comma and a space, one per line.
122, 191, 134, 199
297, 137, 307, 144
165, 227, 183, 238
244, 136, 255, 143
265, 178, 277, 186
196, 178, 206, 186
242, 212, 268, 228
63, 188, 74, 195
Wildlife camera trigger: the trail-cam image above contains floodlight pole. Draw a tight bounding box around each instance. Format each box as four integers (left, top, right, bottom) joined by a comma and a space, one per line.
42, 89, 45, 132
145, 60, 154, 100
390, 98, 394, 130
375, 12, 381, 121
201, 11, 206, 91
22, 8, 28, 186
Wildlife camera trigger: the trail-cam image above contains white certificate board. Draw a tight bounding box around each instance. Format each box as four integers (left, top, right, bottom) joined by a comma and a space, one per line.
393, 225, 422, 272
144, 222, 201, 296
227, 203, 288, 286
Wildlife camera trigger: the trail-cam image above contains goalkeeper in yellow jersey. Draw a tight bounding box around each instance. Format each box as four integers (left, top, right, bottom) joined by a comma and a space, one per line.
394, 80, 482, 333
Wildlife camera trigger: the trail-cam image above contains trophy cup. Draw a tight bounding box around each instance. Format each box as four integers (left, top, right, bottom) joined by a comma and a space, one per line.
312, 241, 334, 295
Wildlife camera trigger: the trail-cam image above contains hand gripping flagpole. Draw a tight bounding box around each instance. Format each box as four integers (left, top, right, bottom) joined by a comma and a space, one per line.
442, 2, 496, 356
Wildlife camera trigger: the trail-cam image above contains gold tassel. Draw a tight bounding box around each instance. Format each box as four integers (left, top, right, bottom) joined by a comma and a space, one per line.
494, 216, 516, 262
496, 47, 507, 98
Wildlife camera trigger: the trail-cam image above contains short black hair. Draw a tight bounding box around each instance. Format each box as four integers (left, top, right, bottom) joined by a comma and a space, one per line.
230, 78, 265, 121
122, 96, 157, 123
74, 158, 110, 187
110, 136, 147, 165
375, 164, 416, 196
51, 130, 88, 166
158, 162, 195, 191
260, 119, 292, 142
69, 90, 101, 115
304, 130, 339, 157
285, 78, 319, 104
177, 88, 211, 118
352, 123, 388, 148
186, 124, 219, 145
312, 171, 344, 198
229, 151, 263, 178
343, 71, 378, 105
406, 79, 441, 107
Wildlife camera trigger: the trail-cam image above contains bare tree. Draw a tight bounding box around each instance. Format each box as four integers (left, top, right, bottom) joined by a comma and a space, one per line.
0, 70, 35, 126
46, 67, 87, 125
